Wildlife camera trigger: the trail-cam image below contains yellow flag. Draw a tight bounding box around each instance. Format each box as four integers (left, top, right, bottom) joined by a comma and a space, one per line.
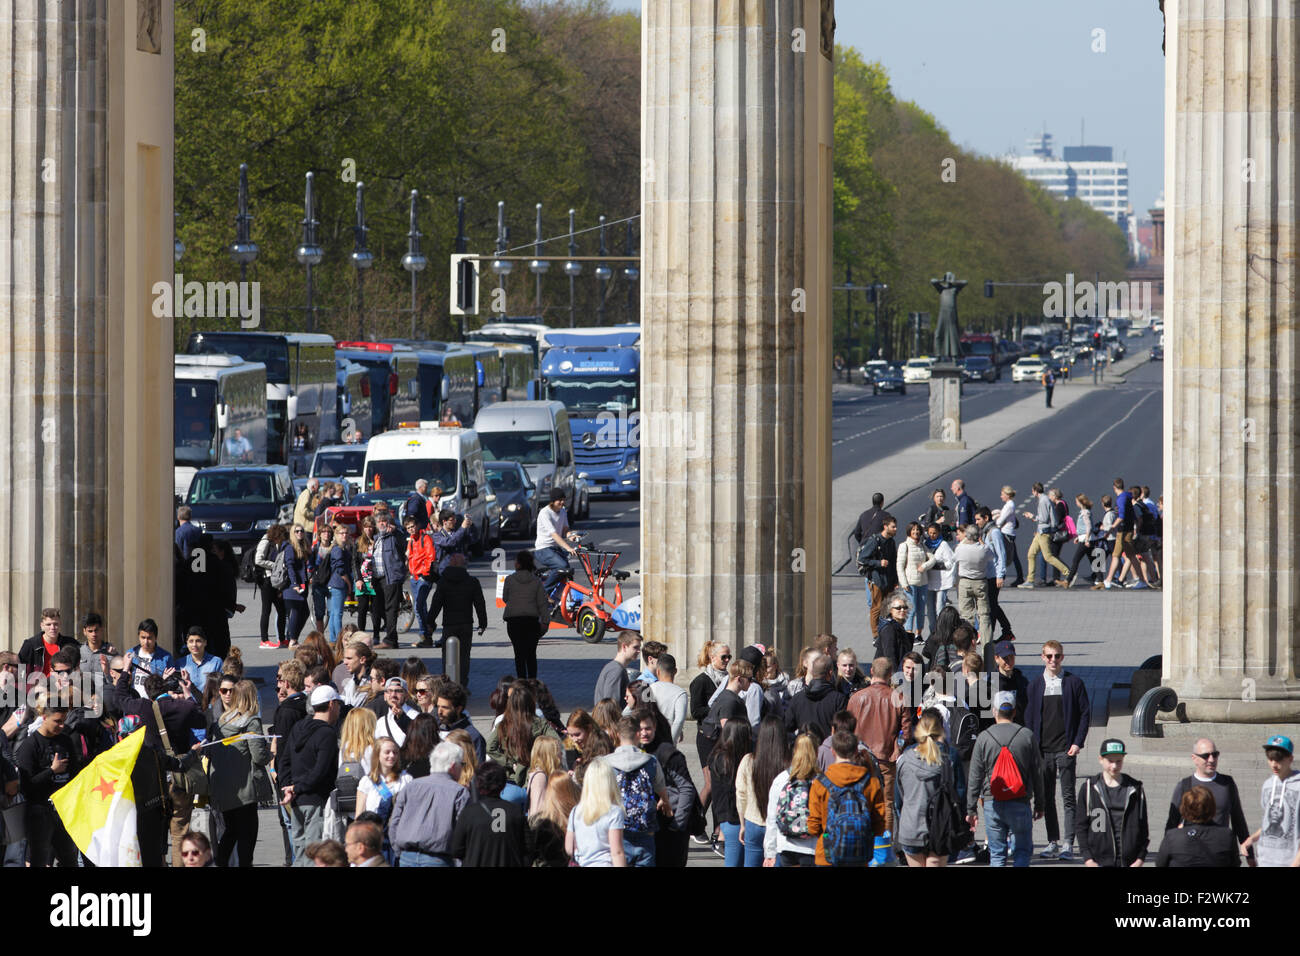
50, 727, 145, 867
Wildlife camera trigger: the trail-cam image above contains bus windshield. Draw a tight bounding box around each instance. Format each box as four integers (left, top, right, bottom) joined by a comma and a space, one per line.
363, 458, 459, 494
479, 430, 553, 464
189, 334, 289, 381
546, 377, 637, 413
175, 381, 217, 466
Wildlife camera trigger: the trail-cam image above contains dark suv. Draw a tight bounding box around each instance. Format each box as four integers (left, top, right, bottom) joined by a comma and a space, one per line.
184, 465, 297, 554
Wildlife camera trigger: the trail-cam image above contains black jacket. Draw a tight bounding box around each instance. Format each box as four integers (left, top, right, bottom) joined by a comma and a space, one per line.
17, 633, 78, 673
1074, 772, 1149, 867
1164, 773, 1250, 843
428, 566, 488, 631
282, 715, 339, 801
1155, 823, 1240, 867
405, 492, 431, 531
874, 619, 912, 672
271, 693, 309, 779
440, 713, 486, 764
15, 730, 80, 802
857, 534, 898, 590
115, 669, 207, 755
452, 796, 526, 866
994, 667, 1031, 725
688, 671, 722, 723
784, 679, 848, 740
652, 740, 699, 833
853, 507, 886, 544
525, 817, 568, 867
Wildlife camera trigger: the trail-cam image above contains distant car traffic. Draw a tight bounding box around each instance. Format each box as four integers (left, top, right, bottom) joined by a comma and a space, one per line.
308, 442, 368, 495
1150, 344, 1163, 361
1012, 356, 1048, 383
872, 365, 906, 396
485, 460, 537, 539
902, 358, 934, 383
185, 465, 297, 554
961, 355, 998, 383
860, 359, 889, 386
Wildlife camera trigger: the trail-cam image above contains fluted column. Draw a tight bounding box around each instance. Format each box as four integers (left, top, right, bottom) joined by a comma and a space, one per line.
0, 0, 174, 651
1165, 0, 1300, 719
641, 0, 833, 671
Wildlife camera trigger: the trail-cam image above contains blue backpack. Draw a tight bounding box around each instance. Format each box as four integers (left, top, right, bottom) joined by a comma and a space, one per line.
817, 772, 874, 866
617, 760, 659, 834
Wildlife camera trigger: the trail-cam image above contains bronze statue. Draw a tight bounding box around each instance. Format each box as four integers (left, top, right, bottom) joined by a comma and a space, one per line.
931, 271, 966, 362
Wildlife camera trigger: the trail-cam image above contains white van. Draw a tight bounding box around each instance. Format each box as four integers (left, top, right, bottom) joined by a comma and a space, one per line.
361, 424, 488, 547
471, 400, 576, 513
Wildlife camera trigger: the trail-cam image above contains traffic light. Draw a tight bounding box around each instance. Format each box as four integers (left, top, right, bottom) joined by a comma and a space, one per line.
865, 285, 876, 304
450, 253, 479, 315
1093, 331, 1102, 348
984, 279, 994, 298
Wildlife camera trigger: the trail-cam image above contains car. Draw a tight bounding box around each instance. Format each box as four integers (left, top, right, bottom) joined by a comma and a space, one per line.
860, 359, 889, 386
1012, 356, 1048, 383
485, 460, 539, 539
902, 358, 933, 383
960, 355, 997, 383
872, 366, 906, 396
184, 465, 297, 554
308, 442, 369, 495
292, 474, 355, 506
1152, 319, 1164, 334
1150, 344, 1164, 361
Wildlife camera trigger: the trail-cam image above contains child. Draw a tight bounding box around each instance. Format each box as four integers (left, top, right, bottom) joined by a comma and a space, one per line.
1242, 734, 1300, 867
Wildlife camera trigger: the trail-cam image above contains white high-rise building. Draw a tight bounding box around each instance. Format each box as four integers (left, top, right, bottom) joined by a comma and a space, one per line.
1008, 133, 1131, 239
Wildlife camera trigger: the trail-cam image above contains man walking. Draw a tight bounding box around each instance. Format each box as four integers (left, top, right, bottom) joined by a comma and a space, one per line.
1074, 739, 1149, 868
389, 741, 471, 867
1025, 640, 1091, 861
1100, 477, 1153, 590
405, 478, 432, 533
280, 685, 341, 866
975, 506, 1014, 645
404, 513, 437, 647
1164, 737, 1252, 862
1041, 364, 1056, 407
427, 552, 487, 685
369, 512, 408, 648
294, 477, 319, 531
847, 658, 911, 836
953, 525, 993, 642
1018, 482, 1070, 589
852, 492, 888, 624
967, 691, 1044, 867
951, 478, 975, 528
857, 513, 898, 639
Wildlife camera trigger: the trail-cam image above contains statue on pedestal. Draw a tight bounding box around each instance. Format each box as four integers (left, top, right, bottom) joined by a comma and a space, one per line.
931, 272, 966, 363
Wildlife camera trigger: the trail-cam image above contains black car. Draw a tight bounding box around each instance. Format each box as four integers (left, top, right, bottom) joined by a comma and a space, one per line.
872, 365, 906, 396
961, 356, 998, 383
184, 466, 297, 554
1150, 344, 1163, 361
486, 460, 538, 538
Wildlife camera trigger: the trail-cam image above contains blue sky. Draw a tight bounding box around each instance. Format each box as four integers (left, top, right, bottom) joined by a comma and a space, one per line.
606, 0, 1166, 217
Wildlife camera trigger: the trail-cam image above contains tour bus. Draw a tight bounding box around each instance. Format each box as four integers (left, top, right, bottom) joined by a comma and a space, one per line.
334, 341, 420, 436
463, 319, 550, 364
539, 326, 640, 497
361, 424, 489, 549
498, 344, 534, 402
459, 343, 504, 415
173, 354, 268, 500
185, 331, 338, 474
336, 358, 374, 440
471, 400, 576, 513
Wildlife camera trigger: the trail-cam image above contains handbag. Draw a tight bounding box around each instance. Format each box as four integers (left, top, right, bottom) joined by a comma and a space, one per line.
152, 700, 210, 797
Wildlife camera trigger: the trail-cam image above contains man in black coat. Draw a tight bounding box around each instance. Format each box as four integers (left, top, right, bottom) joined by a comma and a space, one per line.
428, 553, 487, 686
17, 607, 78, 676
784, 655, 848, 740
857, 514, 898, 639
280, 686, 341, 866
1162, 737, 1251, 856
451, 761, 526, 866
404, 479, 432, 532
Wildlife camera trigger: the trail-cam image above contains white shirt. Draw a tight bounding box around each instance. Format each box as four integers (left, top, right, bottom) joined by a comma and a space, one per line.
997, 500, 1018, 537
535, 505, 568, 551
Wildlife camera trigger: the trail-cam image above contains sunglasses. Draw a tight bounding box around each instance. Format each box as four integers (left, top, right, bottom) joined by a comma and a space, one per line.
1042, 653, 1063, 660
219, 687, 235, 694
180, 849, 204, 857
1193, 750, 1220, 760
719, 655, 732, 661
415, 688, 431, 695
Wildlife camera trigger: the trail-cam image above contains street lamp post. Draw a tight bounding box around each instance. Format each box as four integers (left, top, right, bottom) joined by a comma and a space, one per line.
564, 208, 581, 328
622, 220, 638, 322
400, 189, 427, 339
454, 196, 469, 340
490, 200, 513, 316
230, 163, 259, 285
529, 203, 550, 312
595, 215, 612, 325
294, 171, 324, 333
350, 182, 373, 339
868, 280, 888, 359
843, 262, 856, 380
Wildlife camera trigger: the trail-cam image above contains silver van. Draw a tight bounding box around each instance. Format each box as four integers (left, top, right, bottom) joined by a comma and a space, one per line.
471, 400, 576, 513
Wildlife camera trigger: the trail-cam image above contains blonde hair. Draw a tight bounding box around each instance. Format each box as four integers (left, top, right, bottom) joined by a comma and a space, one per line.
696, 641, 718, 669
527, 735, 564, 778
444, 729, 477, 787
578, 758, 621, 826
339, 707, 377, 764
291, 523, 310, 560
789, 734, 818, 781
914, 712, 944, 766
368, 736, 402, 784
220, 680, 260, 725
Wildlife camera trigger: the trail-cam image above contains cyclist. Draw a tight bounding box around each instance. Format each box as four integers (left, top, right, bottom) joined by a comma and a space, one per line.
534, 489, 582, 600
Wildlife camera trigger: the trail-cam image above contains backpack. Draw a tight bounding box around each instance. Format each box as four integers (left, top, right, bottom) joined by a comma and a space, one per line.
239, 546, 260, 584
1134, 500, 1157, 536
269, 548, 290, 590
951, 707, 980, 765
925, 761, 972, 856
775, 777, 812, 837
855, 535, 881, 576
988, 726, 1029, 801
616, 761, 658, 833
335, 759, 365, 816
817, 772, 875, 866
1063, 513, 1077, 537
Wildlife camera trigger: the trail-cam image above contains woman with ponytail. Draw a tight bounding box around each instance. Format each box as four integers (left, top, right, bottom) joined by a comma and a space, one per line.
893, 710, 960, 867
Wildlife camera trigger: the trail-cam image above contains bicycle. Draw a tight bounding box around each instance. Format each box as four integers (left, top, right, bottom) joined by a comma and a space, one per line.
547, 536, 633, 644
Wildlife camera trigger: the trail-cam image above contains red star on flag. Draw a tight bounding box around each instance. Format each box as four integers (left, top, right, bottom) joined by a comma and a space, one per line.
92, 775, 117, 800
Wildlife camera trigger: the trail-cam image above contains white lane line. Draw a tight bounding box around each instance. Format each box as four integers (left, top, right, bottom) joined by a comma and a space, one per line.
830, 389, 1008, 445
1045, 388, 1159, 486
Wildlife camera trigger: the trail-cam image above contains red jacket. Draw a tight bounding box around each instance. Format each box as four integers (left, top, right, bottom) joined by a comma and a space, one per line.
406, 529, 437, 578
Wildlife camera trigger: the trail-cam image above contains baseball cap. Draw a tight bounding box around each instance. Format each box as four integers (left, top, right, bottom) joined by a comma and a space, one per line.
739, 646, 764, 669
1264, 734, 1294, 755
993, 641, 1015, 659
384, 677, 408, 692
993, 691, 1016, 712
309, 685, 341, 707
1100, 738, 1126, 757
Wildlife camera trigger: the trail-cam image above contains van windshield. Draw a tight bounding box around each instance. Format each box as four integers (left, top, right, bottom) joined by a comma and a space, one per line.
479, 430, 554, 465
362, 458, 458, 493
188, 473, 275, 504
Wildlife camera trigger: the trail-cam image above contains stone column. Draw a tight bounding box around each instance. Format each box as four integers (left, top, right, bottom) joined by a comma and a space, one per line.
1164, 0, 1300, 720
0, 1, 174, 652
641, 0, 834, 671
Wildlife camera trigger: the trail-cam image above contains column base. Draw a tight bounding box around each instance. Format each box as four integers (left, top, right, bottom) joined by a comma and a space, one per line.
1161, 699, 1300, 724
923, 440, 967, 451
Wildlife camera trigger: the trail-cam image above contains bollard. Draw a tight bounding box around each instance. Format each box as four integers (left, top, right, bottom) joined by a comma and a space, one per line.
445, 635, 461, 687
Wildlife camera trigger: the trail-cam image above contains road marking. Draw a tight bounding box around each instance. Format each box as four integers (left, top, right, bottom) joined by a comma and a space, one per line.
830, 390, 1002, 446
1045, 388, 1159, 487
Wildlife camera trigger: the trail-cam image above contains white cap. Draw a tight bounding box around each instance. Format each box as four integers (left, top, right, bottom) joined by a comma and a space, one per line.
310, 685, 341, 707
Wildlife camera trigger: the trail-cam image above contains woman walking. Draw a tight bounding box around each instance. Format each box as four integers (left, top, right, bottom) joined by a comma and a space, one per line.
281, 523, 312, 646
207, 679, 272, 867
893, 711, 959, 867
254, 524, 289, 648
326, 524, 353, 644
996, 486, 1024, 584
351, 516, 380, 641
1066, 494, 1096, 588
709, 719, 754, 867
897, 521, 935, 642
501, 550, 550, 679
922, 523, 956, 624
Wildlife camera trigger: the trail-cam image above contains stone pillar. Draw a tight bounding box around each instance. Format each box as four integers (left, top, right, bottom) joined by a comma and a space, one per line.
641, 0, 834, 671
1164, 0, 1300, 720
0, 1, 174, 652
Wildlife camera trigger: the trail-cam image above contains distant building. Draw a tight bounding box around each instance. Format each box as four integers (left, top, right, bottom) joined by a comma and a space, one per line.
1127, 194, 1165, 319
1008, 133, 1132, 246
